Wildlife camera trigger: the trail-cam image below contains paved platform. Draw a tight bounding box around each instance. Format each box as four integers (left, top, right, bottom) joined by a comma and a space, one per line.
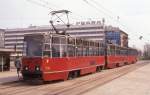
0, 70, 21, 84
83, 61, 150, 95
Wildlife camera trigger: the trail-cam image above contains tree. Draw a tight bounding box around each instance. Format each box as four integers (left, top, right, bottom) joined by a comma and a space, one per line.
143, 43, 150, 59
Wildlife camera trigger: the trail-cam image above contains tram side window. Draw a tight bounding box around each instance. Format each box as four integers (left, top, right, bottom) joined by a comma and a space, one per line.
94, 47, 98, 56
60, 37, 67, 57
122, 50, 125, 55
44, 35, 51, 43
52, 44, 60, 57
60, 37, 66, 44
52, 36, 67, 57
130, 50, 133, 55
109, 48, 114, 55
76, 39, 80, 46
89, 47, 95, 56
43, 51, 51, 57
128, 50, 131, 55
83, 47, 87, 56
135, 50, 138, 55
107, 46, 110, 56
99, 48, 104, 56
68, 38, 75, 45
85, 47, 89, 56
121, 50, 124, 55
116, 49, 120, 55
52, 44, 68, 57
132, 50, 134, 55
96, 47, 99, 56
131, 50, 137, 55
120, 50, 122, 55
43, 44, 51, 57
76, 46, 83, 56
124, 50, 126, 55
60, 45, 67, 57
125, 50, 128, 56
52, 37, 60, 44
68, 45, 75, 57
112, 48, 115, 55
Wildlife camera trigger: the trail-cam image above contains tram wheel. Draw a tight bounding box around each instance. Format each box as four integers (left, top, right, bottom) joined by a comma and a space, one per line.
68, 71, 80, 80
116, 63, 120, 67
96, 66, 102, 72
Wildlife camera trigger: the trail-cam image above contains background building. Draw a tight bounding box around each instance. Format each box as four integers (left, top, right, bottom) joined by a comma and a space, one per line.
0, 48, 13, 71
5, 21, 128, 51
0, 29, 5, 48
4, 22, 105, 52
105, 27, 128, 47
3, 21, 129, 70
4, 21, 128, 60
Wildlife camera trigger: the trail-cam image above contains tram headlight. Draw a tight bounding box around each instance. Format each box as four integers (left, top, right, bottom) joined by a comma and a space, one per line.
35, 66, 40, 71
24, 66, 28, 70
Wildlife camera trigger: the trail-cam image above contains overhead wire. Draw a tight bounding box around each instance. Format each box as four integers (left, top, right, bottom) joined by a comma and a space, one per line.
90, 0, 145, 37
27, 0, 101, 25
83, 0, 128, 30
26, 0, 72, 26
82, 0, 144, 42
27, 0, 148, 47
26, 0, 53, 11
90, 0, 118, 18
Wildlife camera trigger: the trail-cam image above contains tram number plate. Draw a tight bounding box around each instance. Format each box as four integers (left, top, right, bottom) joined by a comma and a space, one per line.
90, 61, 96, 65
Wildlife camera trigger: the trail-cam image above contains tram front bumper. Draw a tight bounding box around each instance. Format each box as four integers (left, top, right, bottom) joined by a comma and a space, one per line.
22, 70, 43, 80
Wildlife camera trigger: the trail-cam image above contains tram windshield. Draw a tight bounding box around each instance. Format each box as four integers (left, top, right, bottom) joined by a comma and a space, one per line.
24, 34, 44, 57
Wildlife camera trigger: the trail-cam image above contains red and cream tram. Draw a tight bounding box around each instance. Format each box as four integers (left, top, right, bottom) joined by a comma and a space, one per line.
21, 33, 138, 81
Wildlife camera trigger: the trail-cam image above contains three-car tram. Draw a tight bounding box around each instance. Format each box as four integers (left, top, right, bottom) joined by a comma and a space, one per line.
21, 33, 138, 81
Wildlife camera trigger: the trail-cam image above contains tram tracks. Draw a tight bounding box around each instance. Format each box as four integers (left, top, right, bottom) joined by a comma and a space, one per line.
0, 61, 148, 95
44, 61, 148, 95
20, 61, 148, 95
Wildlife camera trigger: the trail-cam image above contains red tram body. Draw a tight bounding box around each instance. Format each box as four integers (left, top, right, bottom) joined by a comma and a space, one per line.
21, 33, 138, 81
106, 45, 137, 69
22, 56, 105, 81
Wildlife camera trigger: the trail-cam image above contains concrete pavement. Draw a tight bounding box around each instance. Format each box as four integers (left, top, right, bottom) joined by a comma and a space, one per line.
0, 70, 21, 84
0, 61, 150, 95
82, 61, 150, 95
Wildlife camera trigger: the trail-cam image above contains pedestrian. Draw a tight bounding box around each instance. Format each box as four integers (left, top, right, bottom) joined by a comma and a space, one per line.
14, 56, 21, 79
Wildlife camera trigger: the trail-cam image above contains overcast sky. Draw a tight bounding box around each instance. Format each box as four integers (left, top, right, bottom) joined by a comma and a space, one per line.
0, 0, 149, 50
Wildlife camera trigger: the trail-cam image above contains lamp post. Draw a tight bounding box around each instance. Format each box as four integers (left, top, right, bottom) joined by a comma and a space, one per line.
1, 56, 3, 72
102, 18, 108, 69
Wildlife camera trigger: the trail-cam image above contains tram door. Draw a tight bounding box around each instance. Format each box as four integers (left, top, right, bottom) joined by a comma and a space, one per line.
51, 35, 67, 58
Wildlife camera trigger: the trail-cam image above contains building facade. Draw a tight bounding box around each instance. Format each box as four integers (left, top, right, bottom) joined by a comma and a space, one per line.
4, 21, 128, 56
0, 29, 5, 48
0, 48, 13, 71
4, 21, 128, 70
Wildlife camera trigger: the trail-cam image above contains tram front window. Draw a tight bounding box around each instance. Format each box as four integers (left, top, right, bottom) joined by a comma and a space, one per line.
24, 35, 43, 57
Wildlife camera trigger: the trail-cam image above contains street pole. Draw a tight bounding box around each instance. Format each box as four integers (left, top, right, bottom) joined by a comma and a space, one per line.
102, 18, 108, 69
1, 56, 3, 72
